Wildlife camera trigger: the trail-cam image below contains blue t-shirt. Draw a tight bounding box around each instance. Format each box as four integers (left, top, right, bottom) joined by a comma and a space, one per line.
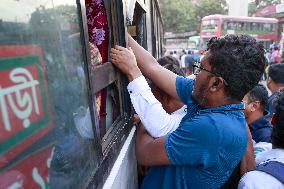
141, 76, 247, 189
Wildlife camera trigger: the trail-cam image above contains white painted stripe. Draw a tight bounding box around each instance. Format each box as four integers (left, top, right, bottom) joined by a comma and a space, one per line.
102, 126, 136, 189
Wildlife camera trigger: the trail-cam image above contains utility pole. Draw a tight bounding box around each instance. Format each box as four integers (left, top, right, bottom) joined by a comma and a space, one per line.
228, 0, 249, 16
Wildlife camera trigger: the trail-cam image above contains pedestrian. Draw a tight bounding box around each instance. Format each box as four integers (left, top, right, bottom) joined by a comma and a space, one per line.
110, 34, 266, 188
238, 90, 284, 189
271, 46, 281, 64
180, 50, 187, 70
172, 50, 179, 60
184, 50, 195, 76
243, 84, 272, 143
266, 63, 284, 118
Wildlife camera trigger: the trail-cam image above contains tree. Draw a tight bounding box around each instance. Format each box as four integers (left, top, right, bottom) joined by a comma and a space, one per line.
193, 0, 227, 26
248, 0, 281, 16
255, 0, 281, 8
248, 2, 257, 16
159, 0, 197, 33
159, 0, 227, 33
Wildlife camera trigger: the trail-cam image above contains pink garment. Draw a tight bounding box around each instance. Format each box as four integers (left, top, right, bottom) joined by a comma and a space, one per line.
271, 50, 281, 63
86, 0, 109, 63
86, 0, 109, 129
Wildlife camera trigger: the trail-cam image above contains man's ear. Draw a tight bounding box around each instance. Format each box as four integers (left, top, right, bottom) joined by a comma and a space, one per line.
251, 102, 260, 112
209, 77, 224, 92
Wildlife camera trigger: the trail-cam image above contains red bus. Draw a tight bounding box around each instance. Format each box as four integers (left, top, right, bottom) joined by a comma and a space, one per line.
200, 14, 278, 49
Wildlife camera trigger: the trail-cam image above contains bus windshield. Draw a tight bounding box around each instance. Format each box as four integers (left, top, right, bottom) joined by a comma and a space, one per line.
201, 19, 219, 32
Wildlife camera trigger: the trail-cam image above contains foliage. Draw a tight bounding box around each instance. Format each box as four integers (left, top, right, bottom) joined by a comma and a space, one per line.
159, 0, 227, 33
193, 0, 227, 26
248, 0, 281, 16
255, 0, 281, 8
159, 0, 197, 33
248, 2, 257, 16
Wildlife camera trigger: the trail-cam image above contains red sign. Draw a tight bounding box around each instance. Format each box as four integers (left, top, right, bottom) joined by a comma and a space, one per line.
0, 146, 53, 189
255, 5, 276, 17
0, 45, 54, 169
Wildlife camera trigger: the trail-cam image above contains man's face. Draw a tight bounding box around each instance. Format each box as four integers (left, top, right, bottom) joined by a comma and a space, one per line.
243, 94, 251, 119
266, 77, 273, 91
191, 53, 212, 107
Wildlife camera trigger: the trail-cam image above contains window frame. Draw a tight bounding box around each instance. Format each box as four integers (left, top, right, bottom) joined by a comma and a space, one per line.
76, 0, 134, 188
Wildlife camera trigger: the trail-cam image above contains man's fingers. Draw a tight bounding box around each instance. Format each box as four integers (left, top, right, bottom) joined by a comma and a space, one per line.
115, 45, 127, 51
110, 52, 119, 58
110, 57, 117, 63
110, 48, 122, 55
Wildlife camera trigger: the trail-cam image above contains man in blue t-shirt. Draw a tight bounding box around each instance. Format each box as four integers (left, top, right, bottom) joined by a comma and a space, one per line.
243, 84, 272, 143
110, 34, 266, 188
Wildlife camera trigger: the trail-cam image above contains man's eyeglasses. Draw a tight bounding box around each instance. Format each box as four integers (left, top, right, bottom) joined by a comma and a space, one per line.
193, 63, 229, 86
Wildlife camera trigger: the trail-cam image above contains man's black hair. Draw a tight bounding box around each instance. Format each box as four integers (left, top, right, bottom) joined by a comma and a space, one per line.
152, 56, 185, 97
157, 56, 185, 76
268, 63, 284, 84
207, 34, 266, 101
247, 84, 268, 112
271, 90, 284, 149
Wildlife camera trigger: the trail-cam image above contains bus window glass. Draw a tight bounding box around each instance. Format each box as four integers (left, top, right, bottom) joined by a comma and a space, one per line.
227, 22, 237, 30
243, 22, 250, 30
236, 22, 243, 30
251, 22, 259, 30
94, 83, 121, 139
222, 21, 228, 30
0, 1, 100, 188
272, 23, 276, 32
201, 19, 219, 31
263, 23, 272, 31
86, 0, 125, 140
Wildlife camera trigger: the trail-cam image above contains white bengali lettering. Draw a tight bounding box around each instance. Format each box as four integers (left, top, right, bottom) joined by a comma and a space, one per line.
32, 168, 46, 189
0, 67, 40, 131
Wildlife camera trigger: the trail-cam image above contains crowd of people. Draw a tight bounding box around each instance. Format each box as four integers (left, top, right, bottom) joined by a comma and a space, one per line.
109, 34, 284, 188
168, 49, 205, 77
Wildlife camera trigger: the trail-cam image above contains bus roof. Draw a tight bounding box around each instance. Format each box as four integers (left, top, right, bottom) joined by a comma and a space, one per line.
202, 14, 278, 23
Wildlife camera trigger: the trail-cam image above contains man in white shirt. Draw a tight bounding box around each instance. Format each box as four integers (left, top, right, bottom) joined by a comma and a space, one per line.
238, 91, 284, 189
128, 55, 187, 137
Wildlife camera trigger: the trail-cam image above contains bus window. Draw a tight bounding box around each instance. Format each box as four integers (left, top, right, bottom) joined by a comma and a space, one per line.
0, 1, 100, 188
129, 3, 147, 49
236, 22, 243, 30
201, 19, 219, 31
222, 21, 228, 30
227, 22, 235, 30
86, 0, 132, 142
272, 23, 277, 32
251, 22, 259, 30
264, 23, 273, 32
243, 22, 250, 31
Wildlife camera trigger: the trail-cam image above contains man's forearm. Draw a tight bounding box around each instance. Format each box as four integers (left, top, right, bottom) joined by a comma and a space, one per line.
240, 124, 256, 175
136, 124, 170, 166
128, 35, 159, 78
128, 35, 179, 99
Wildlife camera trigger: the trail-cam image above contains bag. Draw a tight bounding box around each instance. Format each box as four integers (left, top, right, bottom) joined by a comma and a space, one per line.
254, 161, 284, 184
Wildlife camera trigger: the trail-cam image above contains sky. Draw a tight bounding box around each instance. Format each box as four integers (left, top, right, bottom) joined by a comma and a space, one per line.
0, 0, 75, 23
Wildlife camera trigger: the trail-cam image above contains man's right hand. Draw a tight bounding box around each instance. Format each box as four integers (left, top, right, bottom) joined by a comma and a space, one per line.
110, 45, 142, 81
